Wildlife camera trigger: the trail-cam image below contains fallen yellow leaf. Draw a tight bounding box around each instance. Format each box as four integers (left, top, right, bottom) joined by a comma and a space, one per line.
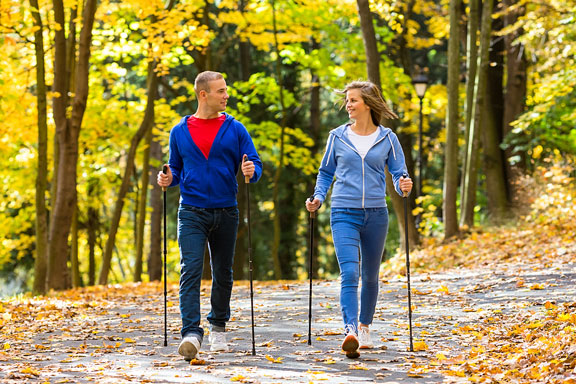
413, 341, 428, 351
265, 354, 283, 363
20, 367, 40, 376
189, 358, 206, 365
436, 285, 450, 294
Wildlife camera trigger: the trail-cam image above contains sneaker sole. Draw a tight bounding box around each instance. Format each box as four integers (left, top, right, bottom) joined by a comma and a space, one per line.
346, 350, 361, 359
210, 345, 228, 352
341, 334, 359, 356
178, 341, 198, 361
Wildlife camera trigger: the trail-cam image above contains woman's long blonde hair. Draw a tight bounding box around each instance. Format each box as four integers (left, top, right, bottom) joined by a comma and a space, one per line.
340, 81, 398, 126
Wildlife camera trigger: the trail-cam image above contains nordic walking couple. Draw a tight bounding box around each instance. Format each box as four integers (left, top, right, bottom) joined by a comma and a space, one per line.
157, 71, 413, 361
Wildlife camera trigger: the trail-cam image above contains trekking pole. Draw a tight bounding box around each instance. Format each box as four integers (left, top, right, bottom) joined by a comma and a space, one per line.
402, 172, 414, 352
307, 196, 315, 346
243, 155, 256, 356
162, 165, 168, 347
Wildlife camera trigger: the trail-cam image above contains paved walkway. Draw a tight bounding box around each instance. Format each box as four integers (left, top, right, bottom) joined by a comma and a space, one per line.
1, 259, 575, 383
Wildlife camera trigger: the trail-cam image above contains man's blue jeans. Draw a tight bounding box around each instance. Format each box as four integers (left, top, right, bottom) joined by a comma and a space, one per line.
177, 204, 239, 339
330, 207, 389, 334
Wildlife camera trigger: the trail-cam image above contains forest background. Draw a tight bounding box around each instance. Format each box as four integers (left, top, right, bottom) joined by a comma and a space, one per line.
0, 0, 574, 295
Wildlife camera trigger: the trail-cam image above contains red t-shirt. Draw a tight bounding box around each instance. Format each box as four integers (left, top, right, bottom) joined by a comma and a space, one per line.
187, 114, 226, 159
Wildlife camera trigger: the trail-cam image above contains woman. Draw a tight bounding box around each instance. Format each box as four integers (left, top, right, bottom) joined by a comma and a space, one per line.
306, 81, 412, 359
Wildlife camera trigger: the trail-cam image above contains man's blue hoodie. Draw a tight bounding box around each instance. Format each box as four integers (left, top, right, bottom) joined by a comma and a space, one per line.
168, 113, 262, 208
314, 124, 408, 208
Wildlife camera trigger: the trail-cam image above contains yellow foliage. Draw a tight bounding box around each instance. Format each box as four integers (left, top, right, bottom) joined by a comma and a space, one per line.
265, 354, 283, 363
413, 340, 428, 351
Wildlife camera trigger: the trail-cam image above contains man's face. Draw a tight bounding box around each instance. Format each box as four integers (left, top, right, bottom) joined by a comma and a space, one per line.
203, 78, 229, 112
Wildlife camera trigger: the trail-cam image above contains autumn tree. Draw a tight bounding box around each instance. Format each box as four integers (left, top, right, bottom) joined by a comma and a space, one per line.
443, 0, 461, 238
460, 0, 480, 228
47, 0, 99, 291
29, 0, 50, 294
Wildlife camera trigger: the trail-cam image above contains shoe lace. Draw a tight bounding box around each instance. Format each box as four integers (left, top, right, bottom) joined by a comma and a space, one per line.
359, 326, 370, 340
211, 332, 226, 344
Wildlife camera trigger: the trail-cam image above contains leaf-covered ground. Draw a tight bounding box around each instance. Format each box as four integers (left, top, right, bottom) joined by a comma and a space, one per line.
383, 165, 576, 383
1, 166, 575, 383
1, 254, 575, 383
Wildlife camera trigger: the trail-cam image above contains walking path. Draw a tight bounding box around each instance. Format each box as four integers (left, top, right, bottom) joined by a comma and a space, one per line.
1, 259, 575, 383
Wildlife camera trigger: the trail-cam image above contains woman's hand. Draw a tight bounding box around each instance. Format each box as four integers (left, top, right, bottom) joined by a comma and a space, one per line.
399, 176, 413, 195
306, 197, 321, 213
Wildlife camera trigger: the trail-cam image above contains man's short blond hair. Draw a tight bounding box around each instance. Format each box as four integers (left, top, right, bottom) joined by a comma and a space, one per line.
194, 71, 224, 94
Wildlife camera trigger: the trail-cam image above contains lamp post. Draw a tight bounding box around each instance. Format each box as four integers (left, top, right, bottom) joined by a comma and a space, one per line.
412, 74, 428, 201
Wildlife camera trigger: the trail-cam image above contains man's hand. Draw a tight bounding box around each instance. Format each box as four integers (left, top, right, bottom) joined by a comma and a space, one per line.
242, 155, 255, 180
157, 164, 173, 188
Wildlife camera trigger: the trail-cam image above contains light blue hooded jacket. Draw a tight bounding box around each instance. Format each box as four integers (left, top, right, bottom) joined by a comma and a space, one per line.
313, 124, 408, 208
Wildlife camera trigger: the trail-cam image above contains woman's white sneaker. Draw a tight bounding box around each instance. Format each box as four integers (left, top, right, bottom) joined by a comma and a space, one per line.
358, 326, 374, 349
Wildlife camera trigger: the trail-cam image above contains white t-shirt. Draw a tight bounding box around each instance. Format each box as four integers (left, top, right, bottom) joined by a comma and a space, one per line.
348, 129, 379, 158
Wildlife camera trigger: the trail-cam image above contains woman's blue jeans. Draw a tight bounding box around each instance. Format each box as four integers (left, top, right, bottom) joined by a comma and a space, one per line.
330, 207, 389, 334
177, 204, 239, 339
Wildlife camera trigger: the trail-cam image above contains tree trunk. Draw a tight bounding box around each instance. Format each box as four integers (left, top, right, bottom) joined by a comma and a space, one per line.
270, 0, 286, 280
478, 0, 509, 222
87, 180, 99, 286
99, 63, 159, 285
443, 0, 461, 239
70, 204, 82, 287
148, 138, 163, 281
503, 0, 528, 171
387, 171, 418, 250
356, 0, 380, 85
134, 128, 153, 282
30, 0, 49, 294
47, 0, 98, 291
460, 0, 480, 228
356, 0, 419, 248
233, 0, 251, 280
308, 42, 321, 278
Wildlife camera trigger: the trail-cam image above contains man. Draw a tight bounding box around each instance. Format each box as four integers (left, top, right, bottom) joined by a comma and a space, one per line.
157, 71, 262, 360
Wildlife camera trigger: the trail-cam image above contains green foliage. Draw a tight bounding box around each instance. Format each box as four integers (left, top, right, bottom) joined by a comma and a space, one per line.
505, 87, 576, 165
228, 74, 317, 175
500, 0, 576, 166
2, 0, 575, 291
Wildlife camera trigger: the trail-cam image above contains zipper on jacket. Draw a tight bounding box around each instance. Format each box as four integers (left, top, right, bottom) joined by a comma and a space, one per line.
337, 129, 393, 208
338, 138, 367, 208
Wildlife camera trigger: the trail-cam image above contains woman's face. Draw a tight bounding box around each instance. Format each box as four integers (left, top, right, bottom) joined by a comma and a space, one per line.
345, 88, 369, 120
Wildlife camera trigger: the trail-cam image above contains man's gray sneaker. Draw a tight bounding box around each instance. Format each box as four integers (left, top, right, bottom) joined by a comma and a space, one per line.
178, 334, 201, 361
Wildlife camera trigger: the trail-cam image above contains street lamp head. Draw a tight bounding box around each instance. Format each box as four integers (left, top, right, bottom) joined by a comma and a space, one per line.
412, 74, 429, 98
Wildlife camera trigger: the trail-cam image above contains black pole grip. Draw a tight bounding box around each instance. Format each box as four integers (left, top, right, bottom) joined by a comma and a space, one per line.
401, 172, 409, 197
308, 195, 316, 219
162, 165, 168, 192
